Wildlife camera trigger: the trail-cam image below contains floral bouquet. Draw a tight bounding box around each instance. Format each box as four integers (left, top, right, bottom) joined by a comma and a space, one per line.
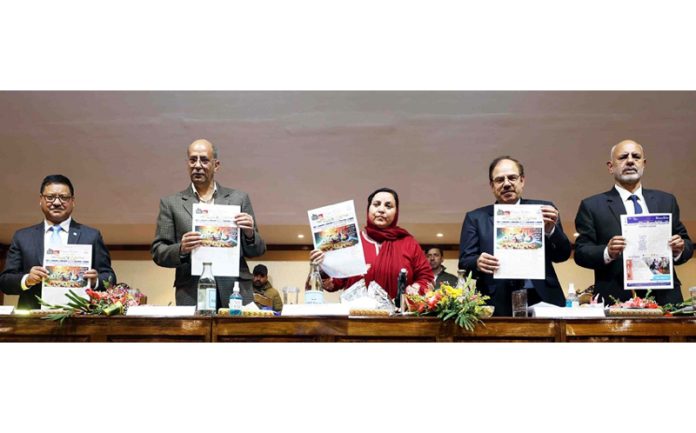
405, 272, 490, 331
36, 282, 144, 324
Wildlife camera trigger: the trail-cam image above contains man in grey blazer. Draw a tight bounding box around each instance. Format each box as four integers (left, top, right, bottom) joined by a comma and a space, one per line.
151, 139, 266, 307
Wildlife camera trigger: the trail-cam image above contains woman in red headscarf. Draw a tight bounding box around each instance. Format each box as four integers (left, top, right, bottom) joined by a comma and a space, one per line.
309, 187, 434, 299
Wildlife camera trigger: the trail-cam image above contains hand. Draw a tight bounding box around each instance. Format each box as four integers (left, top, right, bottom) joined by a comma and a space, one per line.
180, 231, 202, 254
235, 213, 255, 239
405, 283, 420, 295
309, 249, 325, 265
26, 266, 49, 287
84, 269, 98, 287
607, 235, 626, 259
669, 235, 685, 257
476, 253, 499, 274
321, 277, 334, 291
540, 205, 559, 234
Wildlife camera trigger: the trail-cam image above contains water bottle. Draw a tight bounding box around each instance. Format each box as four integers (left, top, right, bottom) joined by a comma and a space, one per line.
304, 263, 325, 304
197, 262, 217, 315
229, 281, 243, 316
456, 269, 467, 291
566, 283, 579, 308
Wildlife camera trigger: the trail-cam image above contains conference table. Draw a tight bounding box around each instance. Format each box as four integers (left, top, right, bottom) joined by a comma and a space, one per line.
0, 315, 695, 342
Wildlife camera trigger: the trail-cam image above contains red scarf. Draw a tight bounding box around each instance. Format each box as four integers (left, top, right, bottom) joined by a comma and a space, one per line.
364, 210, 413, 298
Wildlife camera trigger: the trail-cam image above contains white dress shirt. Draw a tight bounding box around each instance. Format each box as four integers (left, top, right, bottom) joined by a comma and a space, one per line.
603, 184, 651, 263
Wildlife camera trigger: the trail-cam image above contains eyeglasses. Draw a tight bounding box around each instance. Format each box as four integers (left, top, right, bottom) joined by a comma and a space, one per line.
492, 174, 521, 186
188, 156, 214, 167
42, 194, 73, 203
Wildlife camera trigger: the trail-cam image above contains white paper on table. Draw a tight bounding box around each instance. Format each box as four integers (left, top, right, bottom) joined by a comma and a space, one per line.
308, 200, 367, 278
493, 204, 545, 279
0, 306, 14, 315
41, 244, 92, 309
126, 306, 196, 317
281, 303, 350, 317
530, 302, 605, 318
191, 203, 240, 277
621, 213, 673, 290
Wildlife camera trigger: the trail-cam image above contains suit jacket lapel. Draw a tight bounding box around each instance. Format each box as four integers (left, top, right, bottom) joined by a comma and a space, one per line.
605, 188, 625, 225
33, 223, 45, 265
180, 187, 195, 217
215, 186, 233, 206
643, 189, 660, 213
68, 220, 82, 244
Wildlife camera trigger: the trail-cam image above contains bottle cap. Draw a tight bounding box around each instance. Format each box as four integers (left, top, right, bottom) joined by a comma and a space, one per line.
568, 283, 575, 294
233, 281, 240, 292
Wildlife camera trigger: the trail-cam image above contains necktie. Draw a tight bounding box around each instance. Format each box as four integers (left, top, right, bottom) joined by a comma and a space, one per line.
628, 195, 643, 214
50, 225, 62, 246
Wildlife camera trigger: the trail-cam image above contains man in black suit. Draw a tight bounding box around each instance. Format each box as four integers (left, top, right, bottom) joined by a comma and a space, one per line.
0, 175, 116, 309
459, 156, 571, 316
574, 139, 693, 305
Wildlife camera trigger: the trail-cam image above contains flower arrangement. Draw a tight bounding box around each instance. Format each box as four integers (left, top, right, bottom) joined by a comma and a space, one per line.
405, 272, 490, 331
609, 290, 695, 316
36, 282, 144, 324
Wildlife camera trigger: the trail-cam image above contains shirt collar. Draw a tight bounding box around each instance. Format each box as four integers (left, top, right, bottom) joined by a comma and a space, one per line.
191, 182, 218, 203
614, 184, 644, 203
44, 217, 72, 233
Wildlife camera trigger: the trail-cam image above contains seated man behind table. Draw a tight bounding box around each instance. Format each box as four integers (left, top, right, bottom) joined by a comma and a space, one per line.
251, 264, 282, 312
0, 174, 117, 309
426, 247, 458, 289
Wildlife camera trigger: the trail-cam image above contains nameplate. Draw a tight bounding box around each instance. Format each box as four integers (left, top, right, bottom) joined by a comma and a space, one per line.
531, 306, 605, 318
126, 306, 196, 317
0, 306, 14, 315
281, 303, 349, 317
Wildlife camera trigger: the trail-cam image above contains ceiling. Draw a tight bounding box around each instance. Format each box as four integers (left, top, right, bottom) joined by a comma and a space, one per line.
1, 91, 695, 246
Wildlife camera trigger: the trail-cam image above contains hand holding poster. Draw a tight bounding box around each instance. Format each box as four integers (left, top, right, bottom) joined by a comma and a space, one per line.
191, 203, 240, 277
493, 204, 545, 280
42, 244, 92, 308
308, 200, 367, 278
621, 213, 673, 290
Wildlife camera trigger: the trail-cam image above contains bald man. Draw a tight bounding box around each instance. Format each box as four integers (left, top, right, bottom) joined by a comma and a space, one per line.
151, 139, 266, 307
574, 139, 693, 305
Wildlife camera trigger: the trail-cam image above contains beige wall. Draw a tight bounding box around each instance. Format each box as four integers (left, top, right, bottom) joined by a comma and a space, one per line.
3, 251, 696, 307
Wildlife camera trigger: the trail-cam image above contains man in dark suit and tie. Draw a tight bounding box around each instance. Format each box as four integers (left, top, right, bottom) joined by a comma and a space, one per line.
574, 139, 693, 305
151, 139, 266, 307
459, 156, 571, 316
0, 175, 116, 309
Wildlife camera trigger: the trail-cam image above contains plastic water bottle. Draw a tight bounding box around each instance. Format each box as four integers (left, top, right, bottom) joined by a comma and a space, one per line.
196, 262, 217, 315
229, 281, 243, 316
566, 283, 579, 308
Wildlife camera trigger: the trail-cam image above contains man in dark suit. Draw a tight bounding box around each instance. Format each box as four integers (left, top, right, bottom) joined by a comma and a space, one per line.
0, 175, 116, 309
151, 139, 266, 307
574, 139, 693, 305
459, 156, 571, 316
